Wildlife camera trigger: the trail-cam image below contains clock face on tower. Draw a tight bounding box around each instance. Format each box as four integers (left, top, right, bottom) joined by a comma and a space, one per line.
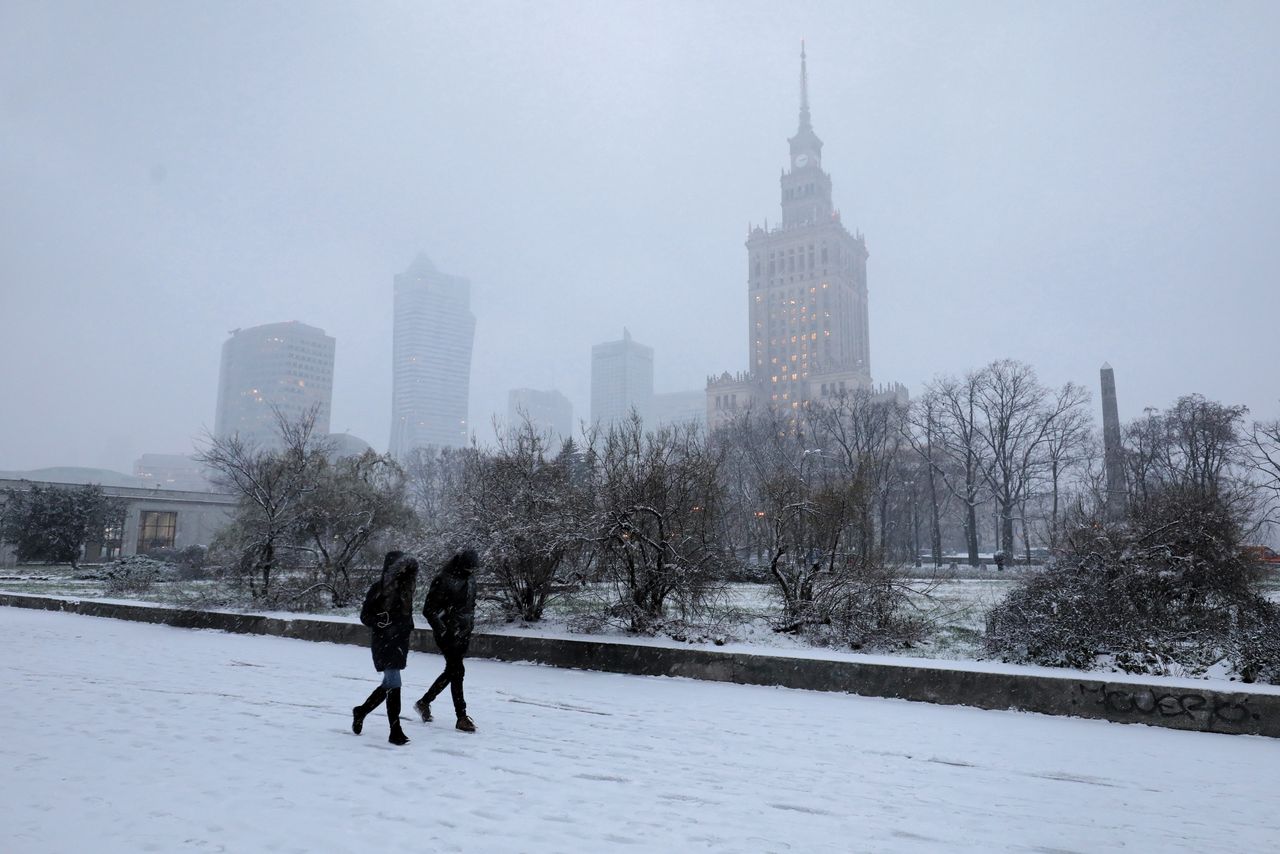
793, 153, 809, 168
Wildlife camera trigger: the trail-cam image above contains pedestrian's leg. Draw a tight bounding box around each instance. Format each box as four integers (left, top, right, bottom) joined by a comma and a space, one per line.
415, 645, 453, 721
352, 683, 388, 735
449, 650, 475, 732
448, 651, 466, 717
384, 669, 409, 745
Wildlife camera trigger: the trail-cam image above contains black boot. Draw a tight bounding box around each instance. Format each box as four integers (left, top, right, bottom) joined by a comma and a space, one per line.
414, 696, 433, 723
386, 688, 409, 746
352, 685, 388, 735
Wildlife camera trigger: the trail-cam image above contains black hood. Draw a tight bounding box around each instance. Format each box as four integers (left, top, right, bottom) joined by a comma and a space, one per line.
444, 549, 479, 576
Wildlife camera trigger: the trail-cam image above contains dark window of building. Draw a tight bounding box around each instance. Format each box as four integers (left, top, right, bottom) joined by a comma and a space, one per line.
138, 511, 177, 554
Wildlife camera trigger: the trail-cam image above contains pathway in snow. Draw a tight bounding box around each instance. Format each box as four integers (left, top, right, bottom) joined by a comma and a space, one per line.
1, 608, 1275, 853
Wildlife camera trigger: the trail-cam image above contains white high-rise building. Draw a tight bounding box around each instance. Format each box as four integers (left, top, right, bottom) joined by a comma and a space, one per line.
390, 254, 476, 457
507, 388, 574, 443
590, 328, 653, 430
214, 321, 335, 447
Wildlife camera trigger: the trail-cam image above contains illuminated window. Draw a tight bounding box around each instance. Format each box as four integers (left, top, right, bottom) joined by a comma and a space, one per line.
137, 511, 177, 554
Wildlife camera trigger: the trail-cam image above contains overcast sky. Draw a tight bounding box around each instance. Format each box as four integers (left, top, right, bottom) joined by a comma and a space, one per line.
2, 0, 1277, 473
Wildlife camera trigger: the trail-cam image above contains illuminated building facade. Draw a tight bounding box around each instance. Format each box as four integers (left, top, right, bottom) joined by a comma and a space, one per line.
214, 321, 335, 446
708, 46, 893, 429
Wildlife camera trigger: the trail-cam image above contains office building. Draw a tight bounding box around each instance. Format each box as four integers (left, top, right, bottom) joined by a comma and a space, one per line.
214, 321, 335, 446
591, 328, 654, 430
390, 254, 476, 455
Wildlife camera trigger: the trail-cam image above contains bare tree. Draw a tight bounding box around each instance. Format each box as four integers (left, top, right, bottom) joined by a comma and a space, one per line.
589, 415, 729, 631
807, 389, 908, 563
196, 406, 328, 598
402, 444, 478, 556
904, 393, 949, 566
1248, 412, 1280, 525
923, 373, 987, 566
1039, 387, 1095, 551
454, 418, 589, 621
1125, 395, 1249, 501
716, 408, 823, 625
293, 449, 414, 606
973, 361, 1089, 562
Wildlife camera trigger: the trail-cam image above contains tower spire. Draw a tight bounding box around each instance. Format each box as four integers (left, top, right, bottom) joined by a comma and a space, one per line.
799, 40, 811, 131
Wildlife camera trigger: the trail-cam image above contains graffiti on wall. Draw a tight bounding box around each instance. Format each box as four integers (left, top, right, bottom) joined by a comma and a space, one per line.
1078, 683, 1260, 727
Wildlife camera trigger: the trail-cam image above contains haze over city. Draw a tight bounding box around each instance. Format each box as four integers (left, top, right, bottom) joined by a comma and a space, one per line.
2, 0, 1277, 472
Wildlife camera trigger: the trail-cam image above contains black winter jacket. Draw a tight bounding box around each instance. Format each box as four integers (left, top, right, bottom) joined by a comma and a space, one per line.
423, 555, 478, 651
362, 560, 417, 672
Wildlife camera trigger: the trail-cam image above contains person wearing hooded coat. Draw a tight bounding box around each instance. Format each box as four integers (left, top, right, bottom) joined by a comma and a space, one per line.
352, 551, 419, 745
413, 549, 479, 732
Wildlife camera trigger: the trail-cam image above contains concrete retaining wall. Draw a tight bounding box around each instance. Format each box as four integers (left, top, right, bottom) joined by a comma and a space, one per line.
3, 592, 1277, 738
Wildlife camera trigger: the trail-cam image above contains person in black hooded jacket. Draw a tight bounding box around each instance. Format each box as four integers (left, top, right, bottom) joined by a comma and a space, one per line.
413, 549, 479, 732
351, 551, 419, 745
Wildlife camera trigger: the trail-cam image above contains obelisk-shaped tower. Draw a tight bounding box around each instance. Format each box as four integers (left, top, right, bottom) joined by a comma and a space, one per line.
1100, 363, 1128, 520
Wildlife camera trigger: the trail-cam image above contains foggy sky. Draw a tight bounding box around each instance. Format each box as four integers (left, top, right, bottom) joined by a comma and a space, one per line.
2, 1, 1278, 473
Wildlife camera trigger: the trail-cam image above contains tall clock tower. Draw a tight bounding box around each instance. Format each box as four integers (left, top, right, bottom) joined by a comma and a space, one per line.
708, 45, 876, 428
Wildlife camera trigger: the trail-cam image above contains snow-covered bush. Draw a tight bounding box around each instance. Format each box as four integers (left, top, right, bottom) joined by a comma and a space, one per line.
985, 485, 1279, 682
101, 555, 178, 595
1231, 598, 1280, 684
149, 545, 210, 580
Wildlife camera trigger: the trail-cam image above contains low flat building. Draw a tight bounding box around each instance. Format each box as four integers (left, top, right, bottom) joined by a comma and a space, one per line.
0, 477, 236, 566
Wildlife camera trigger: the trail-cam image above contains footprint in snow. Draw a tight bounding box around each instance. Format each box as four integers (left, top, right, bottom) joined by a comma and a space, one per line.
767, 802, 836, 816
573, 773, 630, 783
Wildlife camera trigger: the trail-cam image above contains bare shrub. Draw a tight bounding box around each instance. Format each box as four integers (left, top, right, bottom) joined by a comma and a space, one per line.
588, 415, 732, 633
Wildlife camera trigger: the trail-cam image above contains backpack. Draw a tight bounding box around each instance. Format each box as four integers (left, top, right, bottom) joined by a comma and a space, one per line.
359, 579, 383, 628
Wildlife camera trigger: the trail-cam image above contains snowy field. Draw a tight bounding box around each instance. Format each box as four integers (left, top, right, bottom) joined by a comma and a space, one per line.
2, 609, 1278, 853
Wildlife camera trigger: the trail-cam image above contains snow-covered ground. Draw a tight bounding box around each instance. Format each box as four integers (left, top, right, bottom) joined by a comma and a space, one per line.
2, 608, 1277, 853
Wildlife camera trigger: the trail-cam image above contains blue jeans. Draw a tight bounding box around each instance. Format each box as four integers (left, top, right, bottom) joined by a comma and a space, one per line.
380, 668, 402, 689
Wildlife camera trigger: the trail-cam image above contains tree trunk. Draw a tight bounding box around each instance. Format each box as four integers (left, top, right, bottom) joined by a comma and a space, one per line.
965, 503, 979, 566
927, 468, 942, 567
1049, 493, 1059, 551
1001, 501, 1015, 566
1021, 500, 1032, 566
